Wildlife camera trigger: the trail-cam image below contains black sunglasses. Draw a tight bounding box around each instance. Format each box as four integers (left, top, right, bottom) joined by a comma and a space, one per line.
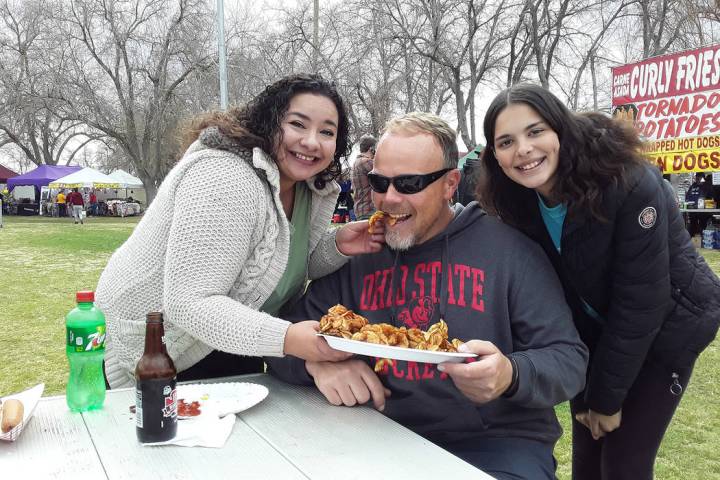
367, 168, 453, 194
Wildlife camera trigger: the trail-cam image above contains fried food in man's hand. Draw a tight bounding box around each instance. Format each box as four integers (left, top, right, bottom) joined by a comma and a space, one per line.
368, 211, 385, 232
368, 211, 397, 233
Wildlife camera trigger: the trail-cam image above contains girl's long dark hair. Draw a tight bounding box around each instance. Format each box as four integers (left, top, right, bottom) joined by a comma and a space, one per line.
476, 83, 647, 226
179, 73, 350, 189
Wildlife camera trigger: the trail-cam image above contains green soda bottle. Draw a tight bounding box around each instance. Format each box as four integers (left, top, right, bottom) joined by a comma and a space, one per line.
66, 291, 107, 412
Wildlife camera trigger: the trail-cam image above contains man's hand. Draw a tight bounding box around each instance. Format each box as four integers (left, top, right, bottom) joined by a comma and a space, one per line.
437, 340, 514, 404
335, 221, 385, 256
306, 359, 391, 411
575, 409, 622, 440
283, 321, 353, 363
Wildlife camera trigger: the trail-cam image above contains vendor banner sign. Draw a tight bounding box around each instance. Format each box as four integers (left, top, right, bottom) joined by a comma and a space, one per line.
611, 44, 720, 174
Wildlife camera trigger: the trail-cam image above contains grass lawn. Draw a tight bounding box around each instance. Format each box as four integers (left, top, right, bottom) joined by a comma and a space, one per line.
1, 214, 718, 479
0, 215, 140, 396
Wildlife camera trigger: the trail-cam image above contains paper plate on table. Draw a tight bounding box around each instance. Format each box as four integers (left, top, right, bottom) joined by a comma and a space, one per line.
318, 334, 477, 364
1, 383, 45, 442
176, 382, 268, 419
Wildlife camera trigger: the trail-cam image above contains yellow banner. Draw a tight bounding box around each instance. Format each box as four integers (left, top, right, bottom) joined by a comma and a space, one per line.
48, 182, 121, 189
642, 134, 720, 154
642, 134, 720, 173
648, 148, 720, 173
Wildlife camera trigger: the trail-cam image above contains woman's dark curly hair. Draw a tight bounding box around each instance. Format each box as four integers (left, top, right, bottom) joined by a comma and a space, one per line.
476, 83, 647, 226
180, 73, 350, 189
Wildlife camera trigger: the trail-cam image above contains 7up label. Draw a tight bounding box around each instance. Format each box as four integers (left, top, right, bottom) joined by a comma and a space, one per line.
67, 325, 106, 352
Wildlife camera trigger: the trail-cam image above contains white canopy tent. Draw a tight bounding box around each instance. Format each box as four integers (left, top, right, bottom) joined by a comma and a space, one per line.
49, 167, 120, 189
107, 169, 146, 205
108, 169, 144, 189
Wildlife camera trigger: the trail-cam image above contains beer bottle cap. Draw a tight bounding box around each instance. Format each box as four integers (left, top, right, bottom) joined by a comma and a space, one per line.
76, 291, 95, 303
146, 312, 164, 323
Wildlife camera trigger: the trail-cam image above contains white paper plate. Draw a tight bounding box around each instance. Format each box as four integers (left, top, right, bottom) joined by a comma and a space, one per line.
177, 382, 268, 418
318, 334, 476, 364
0, 383, 45, 442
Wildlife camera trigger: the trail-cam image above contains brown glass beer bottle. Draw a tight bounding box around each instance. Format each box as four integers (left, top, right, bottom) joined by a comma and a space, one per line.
135, 312, 177, 443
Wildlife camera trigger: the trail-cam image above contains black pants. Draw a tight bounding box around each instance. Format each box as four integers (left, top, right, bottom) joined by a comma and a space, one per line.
176, 350, 264, 382
104, 351, 263, 389
570, 361, 694, 480
444, 437, 557, 479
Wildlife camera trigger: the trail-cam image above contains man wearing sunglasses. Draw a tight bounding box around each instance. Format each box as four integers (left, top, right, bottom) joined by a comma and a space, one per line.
268, 112, 587, 480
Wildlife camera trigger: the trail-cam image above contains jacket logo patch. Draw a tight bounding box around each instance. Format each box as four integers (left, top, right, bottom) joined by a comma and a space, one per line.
638, 207, 657, 229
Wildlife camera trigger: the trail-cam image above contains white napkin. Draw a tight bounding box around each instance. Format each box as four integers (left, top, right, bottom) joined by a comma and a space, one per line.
140, 382, 268, 448
142, 404, 236, 448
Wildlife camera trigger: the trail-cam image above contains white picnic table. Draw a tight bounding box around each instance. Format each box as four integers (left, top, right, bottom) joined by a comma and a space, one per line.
1, 373, 493, 479
679, 208, 720, 213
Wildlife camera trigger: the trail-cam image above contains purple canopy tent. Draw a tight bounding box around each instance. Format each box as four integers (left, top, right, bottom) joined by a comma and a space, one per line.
7, 165, 82, 215
7, 165, 82, 191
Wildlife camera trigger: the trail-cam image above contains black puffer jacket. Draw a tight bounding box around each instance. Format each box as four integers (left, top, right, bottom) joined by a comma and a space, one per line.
519, 163, 720, 415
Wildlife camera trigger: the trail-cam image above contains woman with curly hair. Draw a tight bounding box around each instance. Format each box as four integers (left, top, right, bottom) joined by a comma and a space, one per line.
476, 83, 719, 480
97, 73, 385, 388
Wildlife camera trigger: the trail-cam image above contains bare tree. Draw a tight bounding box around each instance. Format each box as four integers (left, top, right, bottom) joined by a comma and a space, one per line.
566, 0, 636, 109
505, 0, 535, 85
503, 0, 599, 89
0, 0, 104, 166
631, 0, 692, 57
686, 0, 720, 45
56, 0, 216, 203
1, 0, 715, 183
380, 0, 506, 149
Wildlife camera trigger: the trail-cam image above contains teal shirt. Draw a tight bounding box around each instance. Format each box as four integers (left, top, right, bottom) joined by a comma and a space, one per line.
537, 193, 566, 253
537, 194, 602, 321
260, 183, 311, 316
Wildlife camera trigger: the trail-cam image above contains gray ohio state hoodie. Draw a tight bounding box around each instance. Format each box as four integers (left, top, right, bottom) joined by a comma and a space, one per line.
268, 202, 588, 447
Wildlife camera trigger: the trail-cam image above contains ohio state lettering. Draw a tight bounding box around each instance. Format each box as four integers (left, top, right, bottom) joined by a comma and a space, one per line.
374, 357, 478, 381
359, 262, 486, 318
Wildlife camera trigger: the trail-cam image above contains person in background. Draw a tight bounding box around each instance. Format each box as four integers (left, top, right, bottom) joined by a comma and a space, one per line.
66, 188, 85, 224
56, 190, 67, 218
685, 172, 710, 204
96, 73, 385, 389
1, 188, 10, 214
268, 112, 588, 480
89, 191, 98, 216
332, 171, 354, 223
477, 83, 720, 480
350, 134, 377, 220
455, 153, 481, 205
685, 172, 713, 236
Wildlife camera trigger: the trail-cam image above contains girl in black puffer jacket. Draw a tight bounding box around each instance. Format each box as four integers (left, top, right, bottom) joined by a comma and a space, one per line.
476, 83, 720, 480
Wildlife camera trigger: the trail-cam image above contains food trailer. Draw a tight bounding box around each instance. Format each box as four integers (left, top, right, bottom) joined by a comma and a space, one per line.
611, 43, 720, 246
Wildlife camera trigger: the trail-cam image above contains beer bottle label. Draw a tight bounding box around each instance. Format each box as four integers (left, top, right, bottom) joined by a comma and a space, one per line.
135, 378, 177, 442
66, 325, 106, 352
136, 388, 144, 428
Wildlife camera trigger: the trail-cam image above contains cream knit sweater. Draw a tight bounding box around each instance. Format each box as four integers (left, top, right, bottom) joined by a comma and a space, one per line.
96, 129, 347, 388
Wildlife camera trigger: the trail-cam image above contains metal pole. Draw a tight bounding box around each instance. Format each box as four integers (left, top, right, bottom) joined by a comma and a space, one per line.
216, 0, 228, 110
312, 0, 319, 73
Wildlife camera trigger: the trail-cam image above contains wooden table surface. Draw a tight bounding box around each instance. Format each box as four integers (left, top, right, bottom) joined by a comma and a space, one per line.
2, 374, 492, 479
